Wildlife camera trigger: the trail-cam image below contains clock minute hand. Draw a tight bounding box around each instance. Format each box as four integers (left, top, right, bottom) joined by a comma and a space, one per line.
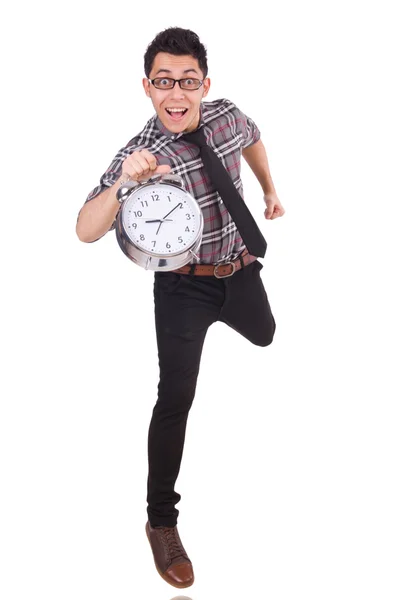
161, 203, 182, 221
156, 204, 181, 235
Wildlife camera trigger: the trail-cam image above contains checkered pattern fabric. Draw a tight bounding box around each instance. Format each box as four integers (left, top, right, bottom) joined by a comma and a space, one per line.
79, 98, 261, 264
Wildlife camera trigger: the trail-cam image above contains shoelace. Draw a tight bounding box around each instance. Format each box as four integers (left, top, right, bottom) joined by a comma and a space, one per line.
160, 526, 188, 561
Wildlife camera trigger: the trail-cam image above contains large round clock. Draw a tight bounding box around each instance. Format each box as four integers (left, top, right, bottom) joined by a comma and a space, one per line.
115, 173, 204, 271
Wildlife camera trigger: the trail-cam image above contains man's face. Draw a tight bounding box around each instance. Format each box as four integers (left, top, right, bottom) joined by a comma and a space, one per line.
143, 52, 211, 134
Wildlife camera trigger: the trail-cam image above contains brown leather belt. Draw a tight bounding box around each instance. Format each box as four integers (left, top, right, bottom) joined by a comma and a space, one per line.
171, 248, 258, 278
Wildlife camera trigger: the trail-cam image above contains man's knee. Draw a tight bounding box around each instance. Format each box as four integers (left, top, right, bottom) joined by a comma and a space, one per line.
253, 318, 276, 347
156, 376, 198, 412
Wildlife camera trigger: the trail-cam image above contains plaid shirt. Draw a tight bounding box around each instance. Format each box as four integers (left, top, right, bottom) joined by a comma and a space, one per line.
80, 97, 261, 264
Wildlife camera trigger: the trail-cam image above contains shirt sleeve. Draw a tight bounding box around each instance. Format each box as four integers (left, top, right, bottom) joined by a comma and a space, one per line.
236, 106, 261, 149
77, 139, 138, 243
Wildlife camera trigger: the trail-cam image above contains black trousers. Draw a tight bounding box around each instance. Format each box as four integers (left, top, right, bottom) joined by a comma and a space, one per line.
146, 259, 276, 527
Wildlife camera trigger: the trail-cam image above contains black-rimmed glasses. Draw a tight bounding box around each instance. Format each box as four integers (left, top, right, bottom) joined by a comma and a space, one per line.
149, 77, 203, 91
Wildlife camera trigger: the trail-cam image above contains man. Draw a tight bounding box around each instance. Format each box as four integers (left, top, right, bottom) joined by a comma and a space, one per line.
76, 27, 285, 589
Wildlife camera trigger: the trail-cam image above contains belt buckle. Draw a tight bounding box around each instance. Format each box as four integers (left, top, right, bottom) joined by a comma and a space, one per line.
214, 260, 236, 279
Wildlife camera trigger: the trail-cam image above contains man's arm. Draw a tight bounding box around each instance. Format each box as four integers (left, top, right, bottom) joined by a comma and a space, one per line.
242, 139, 285, 219
242, 139, 276, 195
76, 177, 124, 243
76, 149, 173, 243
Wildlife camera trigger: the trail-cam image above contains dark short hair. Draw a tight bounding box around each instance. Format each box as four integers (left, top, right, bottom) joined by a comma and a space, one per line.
144, 27, 208, 79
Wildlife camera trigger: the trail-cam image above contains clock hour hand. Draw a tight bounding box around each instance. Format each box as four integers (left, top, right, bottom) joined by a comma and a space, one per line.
145, 218, 173, 223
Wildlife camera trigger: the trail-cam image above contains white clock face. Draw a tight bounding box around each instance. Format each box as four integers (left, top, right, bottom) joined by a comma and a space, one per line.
122, 183, 202, 255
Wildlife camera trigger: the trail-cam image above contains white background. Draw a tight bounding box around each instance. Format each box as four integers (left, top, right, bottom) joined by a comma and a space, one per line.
1, 1, 396, 599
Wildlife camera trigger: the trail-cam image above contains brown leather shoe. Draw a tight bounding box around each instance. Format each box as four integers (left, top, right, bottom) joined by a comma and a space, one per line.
145, 521, 194, 588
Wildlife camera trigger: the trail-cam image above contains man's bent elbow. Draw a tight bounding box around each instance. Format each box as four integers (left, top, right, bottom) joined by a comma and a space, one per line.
75, 222, 100, 243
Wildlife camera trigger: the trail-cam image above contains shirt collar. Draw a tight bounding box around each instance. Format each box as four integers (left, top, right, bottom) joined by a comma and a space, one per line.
154, 103, 205, 140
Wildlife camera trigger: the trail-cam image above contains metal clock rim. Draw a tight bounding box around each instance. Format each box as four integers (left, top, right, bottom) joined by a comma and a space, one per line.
115, 172, 204, 271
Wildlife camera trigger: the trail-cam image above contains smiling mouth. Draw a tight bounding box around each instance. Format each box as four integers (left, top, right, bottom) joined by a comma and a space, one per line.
165, 108, 188, 121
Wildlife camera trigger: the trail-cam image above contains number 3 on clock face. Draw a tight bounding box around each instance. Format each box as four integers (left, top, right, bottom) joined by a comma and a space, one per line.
121, 183, 202, 255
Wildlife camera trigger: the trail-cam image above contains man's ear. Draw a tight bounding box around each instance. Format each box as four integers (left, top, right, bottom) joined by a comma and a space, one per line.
142, 78, 151, 97
202, 77, 211, 98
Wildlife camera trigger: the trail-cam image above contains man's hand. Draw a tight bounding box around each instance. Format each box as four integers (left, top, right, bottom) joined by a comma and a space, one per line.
264, 191, 285, 220
122, 149, 171, 182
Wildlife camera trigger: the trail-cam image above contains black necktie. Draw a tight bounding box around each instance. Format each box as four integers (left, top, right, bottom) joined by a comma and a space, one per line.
180, 127, 267, 258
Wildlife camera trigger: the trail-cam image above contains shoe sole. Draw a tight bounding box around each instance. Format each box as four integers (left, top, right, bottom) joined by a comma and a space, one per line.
145, 522, 195, 589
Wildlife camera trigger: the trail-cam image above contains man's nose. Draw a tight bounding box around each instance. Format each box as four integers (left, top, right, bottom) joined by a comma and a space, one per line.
169, 81, 186, 98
